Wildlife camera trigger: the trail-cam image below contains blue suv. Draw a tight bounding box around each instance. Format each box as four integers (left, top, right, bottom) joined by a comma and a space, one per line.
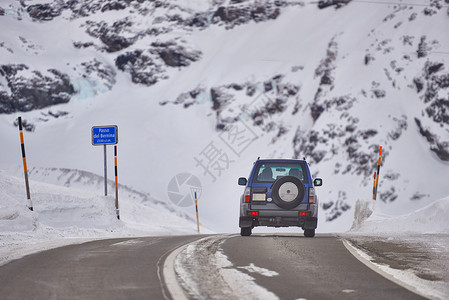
238, 159, 322, 237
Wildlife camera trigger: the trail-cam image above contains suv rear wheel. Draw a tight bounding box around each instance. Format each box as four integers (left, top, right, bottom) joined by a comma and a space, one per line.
241, 227, 252, 236
304, 229, 315, 238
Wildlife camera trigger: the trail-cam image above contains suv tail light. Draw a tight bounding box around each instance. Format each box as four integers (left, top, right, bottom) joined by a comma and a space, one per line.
244, 187, 251, 203
308, 187, 316, 204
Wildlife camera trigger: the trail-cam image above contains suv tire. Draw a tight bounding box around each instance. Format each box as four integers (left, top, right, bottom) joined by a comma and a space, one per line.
304, 229, 315, 238
241, 227, 252, 236
271, 176, 305, 210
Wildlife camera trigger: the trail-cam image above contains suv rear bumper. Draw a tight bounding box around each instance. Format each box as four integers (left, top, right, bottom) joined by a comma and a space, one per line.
239, 214, 317, 229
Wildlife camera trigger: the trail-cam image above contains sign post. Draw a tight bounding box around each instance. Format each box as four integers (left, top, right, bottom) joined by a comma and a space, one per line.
92, 125, 118, 197
104, 144, 107, 196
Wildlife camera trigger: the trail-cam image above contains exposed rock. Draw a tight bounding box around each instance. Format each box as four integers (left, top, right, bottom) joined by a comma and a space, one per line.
311, 38, 340, 121
315, 38, 338, 85
293, 128, 328, 164
414, 77, 424, 93
379, 186, 398, 202
423, 7, 438, 16
318, 0, 352, 10
13, 118, 35, 132
325, 197, 351, 221
293, 113, 379, 178
101, 35, 136, 53
311, 95, 356, 122
320, 70, 334, 85
434, 73, 449, 88
246, 84, 256, 97
114, 39, 200, 86
85, 20, 137, 52
364, 54, 374, 65
47, 110, 69, 118
409, 12, 418, 21
417, 36, 429, 58
115, 50, 164, 86
151, 41, 201, 67
426, 99, 449, 125
101, 2, 127, 12
165, 74, 300, 132
252, 98, 287, 126
73, 41, 95, 49
415, 118, 449, 161
210, 87, 232, 111
188, 3, 283, 29
27, 3, 62, 21
310, 103, 325, 122
322, 201, 334, 210
425, 62, 444, 77
388, 115, 408, 141
80, 59, 116, 89
410, 192, 429, 201
0, 65, 74, 113
373, 89, 386, 98
413, 62, 449, 155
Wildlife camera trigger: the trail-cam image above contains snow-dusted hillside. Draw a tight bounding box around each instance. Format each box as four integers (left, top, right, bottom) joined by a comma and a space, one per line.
1, 0, 449, 233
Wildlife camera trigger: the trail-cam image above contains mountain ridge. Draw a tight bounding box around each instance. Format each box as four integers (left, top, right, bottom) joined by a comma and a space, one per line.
1, 0, 448, 232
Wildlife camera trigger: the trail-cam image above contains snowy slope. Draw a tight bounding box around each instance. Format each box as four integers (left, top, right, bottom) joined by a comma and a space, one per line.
0, 169, 208, 265
0, 170, 204, 235
0, 0, 448, 233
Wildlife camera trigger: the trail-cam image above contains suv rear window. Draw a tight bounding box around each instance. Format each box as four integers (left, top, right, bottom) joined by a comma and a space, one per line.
253, 162, 309, 183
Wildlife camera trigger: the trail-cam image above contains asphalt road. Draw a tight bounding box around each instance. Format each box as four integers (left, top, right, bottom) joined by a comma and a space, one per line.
0, 235, 202, 300
0, 234, 425, 300
221, 234, 425, 300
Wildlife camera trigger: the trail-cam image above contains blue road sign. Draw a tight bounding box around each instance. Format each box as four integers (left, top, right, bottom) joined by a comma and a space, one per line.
92, 125, 118, 145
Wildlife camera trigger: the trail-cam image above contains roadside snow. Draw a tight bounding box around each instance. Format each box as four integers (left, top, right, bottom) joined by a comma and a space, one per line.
344, 197, 449, 300
237, 263, 279, 277
0, 170, 209, 266
343, 236, 449, 300
175, 235, 279, 300
351, 197, 449, 234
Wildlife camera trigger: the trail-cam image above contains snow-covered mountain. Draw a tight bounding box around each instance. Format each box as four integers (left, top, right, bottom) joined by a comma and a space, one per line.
1, 0, 448, 233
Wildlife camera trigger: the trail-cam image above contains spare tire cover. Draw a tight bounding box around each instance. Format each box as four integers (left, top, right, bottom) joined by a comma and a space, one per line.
271, 176, 305, 209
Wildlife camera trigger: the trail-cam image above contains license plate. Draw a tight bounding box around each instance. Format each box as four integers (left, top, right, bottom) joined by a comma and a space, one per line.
252, 193, 266, 201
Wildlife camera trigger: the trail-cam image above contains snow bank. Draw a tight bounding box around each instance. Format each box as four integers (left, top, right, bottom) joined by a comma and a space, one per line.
350, 197, 449, 234
0, 170, 121, 233
0, 170, 209, 266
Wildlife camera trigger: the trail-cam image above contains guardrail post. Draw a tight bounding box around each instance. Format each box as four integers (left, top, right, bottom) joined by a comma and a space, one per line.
18, 117, 33, 211
373, 146, 382, 200
114, 145, 120, 220
195, 192, 200, 233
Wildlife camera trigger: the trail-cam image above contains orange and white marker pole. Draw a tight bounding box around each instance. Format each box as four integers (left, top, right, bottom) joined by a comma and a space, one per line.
114, 145, 120, 220
18, 117, 33, 211
194, 192, 200, 233
373, 146, 382, 200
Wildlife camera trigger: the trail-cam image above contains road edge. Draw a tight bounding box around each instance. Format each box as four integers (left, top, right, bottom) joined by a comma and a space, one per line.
342, 239, 435, 300
159, 242, 190, 300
